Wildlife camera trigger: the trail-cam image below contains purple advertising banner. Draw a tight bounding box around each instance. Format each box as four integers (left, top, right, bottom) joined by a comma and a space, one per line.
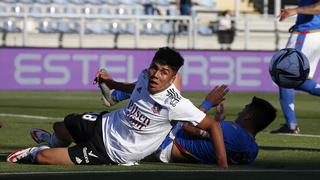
1, 48, 319, 92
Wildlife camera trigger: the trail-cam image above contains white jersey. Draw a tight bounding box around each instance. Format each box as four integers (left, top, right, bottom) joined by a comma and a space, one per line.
286, 32, 320, 78
101, 69, 206, 164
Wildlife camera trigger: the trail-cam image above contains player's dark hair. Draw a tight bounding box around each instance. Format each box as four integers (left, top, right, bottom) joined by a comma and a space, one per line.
152, 47, 184, 72
249, 96, 276, 133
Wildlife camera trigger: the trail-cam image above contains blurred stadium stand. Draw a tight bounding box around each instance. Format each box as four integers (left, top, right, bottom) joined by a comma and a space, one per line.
252, 0, 298, 14
0, 0, 294, 50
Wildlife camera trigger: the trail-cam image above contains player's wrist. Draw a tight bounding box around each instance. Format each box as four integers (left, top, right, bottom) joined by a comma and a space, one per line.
200, 99, 214, 112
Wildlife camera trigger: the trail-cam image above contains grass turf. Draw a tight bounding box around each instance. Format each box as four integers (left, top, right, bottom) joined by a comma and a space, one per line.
0, 90, 320, 175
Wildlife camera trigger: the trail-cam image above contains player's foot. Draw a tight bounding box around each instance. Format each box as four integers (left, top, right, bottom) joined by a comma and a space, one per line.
270, 124, 300, 134
98, 69, 117, 107
7, 147, 36, 163
30, 128, 51, 144
100, 88, 117, 107
99, 83, 116, 107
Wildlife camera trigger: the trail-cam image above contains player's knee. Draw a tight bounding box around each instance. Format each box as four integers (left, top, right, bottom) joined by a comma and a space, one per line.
53, 113, 75, 132
53, 121, 65, 133
53, 121, 71, 140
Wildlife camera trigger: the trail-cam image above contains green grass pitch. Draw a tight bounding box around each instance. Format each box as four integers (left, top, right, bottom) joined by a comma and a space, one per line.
0, 90, 320, 179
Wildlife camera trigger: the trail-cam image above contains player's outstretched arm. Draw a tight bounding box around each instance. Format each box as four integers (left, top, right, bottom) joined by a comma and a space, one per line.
279, 2, 320, 21
196, 115, 228, 169
93, 69, 136, 93
199, 85, 229, 112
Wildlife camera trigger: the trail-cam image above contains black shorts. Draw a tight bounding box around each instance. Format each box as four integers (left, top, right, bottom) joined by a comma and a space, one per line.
64, 112, 115, 165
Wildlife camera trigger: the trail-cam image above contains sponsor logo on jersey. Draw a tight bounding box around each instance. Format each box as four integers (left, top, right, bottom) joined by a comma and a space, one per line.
152, 102, 162, 114
88, 151, 98, 158
75, 156, 82, 164
165, 88, 181, 107
126, 100, 151, 130
83, 147, 90, 163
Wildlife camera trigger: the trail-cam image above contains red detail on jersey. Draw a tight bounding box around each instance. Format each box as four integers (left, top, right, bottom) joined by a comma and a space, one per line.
299, 31, 310, 35
152, 103, 162, 114
173, 140, 200, 161
297, 40, 302, 46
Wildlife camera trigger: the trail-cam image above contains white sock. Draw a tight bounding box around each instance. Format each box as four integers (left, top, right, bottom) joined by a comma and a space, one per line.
30, 144, 50, 163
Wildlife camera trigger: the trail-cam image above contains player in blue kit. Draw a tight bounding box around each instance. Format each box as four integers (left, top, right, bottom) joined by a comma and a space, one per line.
271, 0, 320, 134
155, 96, 276, 165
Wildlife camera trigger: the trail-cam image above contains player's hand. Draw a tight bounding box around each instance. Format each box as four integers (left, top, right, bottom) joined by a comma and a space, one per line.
205, 85, 229, 107
214, 103, 226, 123
278, 8, 297, 21
217, 162, 228, 170
93, 69, 112, 85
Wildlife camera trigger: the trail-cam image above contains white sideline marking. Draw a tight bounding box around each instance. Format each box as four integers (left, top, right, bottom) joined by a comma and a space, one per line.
0, 95, 97, 101
0, 113, 62, 121
1, 169, 320, 175
263, 132, 320, 138
1, 113, 320, 138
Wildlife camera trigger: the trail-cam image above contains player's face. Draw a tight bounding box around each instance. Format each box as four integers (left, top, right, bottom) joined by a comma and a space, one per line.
147, 61, 176, 94
236, 104, 252, 122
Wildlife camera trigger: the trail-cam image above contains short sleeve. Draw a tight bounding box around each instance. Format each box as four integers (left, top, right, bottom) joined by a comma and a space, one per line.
168, 98, 206, 126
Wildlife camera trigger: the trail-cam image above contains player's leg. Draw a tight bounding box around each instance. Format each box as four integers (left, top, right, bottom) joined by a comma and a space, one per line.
98, 68, 131, 107
110, 90, 131, 103
7, 145, 105, 165
53, 121, 74, 142
36, 147, 73, 165
99, 72, 183, 106
271, 87, 299, 133
7, 146, 70, 165
36, 141, 114, 165
295, 32, 320, 96
23, 112, 113, 165
7, 144, 50, 163
110, 72, 181, 101
61, 112, 115, 165
272, 33, 301, 133
37, 117, 74, 147
99, 81, 124, 107
31, 112, 100, 147
297, 79, 320, 95
48, 112, 114, 165
30, 118, 74, 147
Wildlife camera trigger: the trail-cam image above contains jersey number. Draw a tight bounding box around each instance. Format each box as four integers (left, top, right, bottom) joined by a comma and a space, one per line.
82, 113, 98, 121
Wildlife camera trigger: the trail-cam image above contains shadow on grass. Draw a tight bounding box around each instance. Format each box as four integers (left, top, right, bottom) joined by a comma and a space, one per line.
260, 146, 320, 152
0, 152, 9, 162
1, 171, 320, 180
1, 144, 29, 151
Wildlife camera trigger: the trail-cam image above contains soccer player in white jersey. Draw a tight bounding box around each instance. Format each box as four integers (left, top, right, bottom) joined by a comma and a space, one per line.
95, 86, 276, 165
7, 47, 228, 169
271, 1, 320, 134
